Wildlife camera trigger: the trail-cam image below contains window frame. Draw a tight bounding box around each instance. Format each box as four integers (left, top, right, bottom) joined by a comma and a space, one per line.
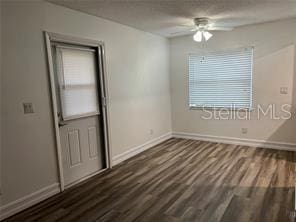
55, 45, 101, 121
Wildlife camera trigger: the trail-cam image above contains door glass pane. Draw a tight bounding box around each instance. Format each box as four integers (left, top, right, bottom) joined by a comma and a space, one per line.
57, 47, 100, 120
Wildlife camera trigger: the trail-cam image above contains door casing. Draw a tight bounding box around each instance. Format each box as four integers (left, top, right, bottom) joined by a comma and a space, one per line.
45, 32, 112, 191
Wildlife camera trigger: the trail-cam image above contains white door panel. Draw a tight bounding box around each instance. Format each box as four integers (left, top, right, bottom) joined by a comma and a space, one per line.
67, 130, 82, 166
88, 126, 99, 158
59, 116, 103, 186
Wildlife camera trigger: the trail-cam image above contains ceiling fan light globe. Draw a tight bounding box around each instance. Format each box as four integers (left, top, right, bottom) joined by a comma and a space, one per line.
203, 31, 213, 41
193, 31, 202, 42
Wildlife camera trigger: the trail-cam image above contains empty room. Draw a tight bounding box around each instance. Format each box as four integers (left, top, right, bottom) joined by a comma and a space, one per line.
1, 0, 296, 221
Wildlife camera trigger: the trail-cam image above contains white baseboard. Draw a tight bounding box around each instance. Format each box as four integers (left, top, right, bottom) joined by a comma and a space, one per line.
112, 132, 173, 165
0, 183, 60, 220
173, 132, 296, 151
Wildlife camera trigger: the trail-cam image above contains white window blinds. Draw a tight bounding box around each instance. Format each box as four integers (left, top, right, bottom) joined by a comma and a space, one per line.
57, 47, 100, 120
189, 47, 253, 109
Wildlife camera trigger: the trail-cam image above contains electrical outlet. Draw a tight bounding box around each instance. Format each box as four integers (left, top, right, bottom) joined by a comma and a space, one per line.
23, 103, 34, 114
241, 128, 248, 134
280, 87, 288, 95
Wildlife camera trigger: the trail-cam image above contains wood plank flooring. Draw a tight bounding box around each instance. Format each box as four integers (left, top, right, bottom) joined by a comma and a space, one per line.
4, 138, 296, 222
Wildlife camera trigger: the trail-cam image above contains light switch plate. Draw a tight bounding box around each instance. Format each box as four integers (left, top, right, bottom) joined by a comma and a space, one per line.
280, 87, 288, 94
23, 103, 34, 114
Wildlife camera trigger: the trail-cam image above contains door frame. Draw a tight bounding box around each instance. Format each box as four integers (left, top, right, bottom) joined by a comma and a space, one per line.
44, 32, 112, 191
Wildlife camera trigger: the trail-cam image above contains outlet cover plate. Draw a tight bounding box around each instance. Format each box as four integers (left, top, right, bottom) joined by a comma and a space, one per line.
241, 128, 248, 134
280, 87, 288, 94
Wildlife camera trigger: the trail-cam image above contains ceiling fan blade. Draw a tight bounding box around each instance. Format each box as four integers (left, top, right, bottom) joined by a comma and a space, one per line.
170, 30, 195, 36
170, 27, 197, 36
207, 26, 234, 31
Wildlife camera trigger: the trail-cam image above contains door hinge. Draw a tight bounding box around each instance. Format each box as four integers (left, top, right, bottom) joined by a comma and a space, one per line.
102, 97, 107, 107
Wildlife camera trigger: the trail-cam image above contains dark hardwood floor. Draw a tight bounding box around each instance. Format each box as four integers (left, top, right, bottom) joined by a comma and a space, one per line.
5, 138, 296, 222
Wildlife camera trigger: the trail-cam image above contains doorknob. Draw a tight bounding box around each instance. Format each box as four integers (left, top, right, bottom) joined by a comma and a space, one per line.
58, 122, 68, 127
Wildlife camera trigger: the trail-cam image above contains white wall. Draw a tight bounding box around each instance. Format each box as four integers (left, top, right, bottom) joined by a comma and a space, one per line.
170, 19, 296, 144
1, 0, 171, 212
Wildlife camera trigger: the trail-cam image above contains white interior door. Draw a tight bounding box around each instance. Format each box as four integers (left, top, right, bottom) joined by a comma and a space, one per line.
54, 45, 104, 187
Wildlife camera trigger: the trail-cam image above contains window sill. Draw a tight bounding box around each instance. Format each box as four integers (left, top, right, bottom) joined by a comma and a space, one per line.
189, 106, 254, 112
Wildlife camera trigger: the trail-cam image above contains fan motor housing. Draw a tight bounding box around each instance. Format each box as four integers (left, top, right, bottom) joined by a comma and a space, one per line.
194, 17, 209, 27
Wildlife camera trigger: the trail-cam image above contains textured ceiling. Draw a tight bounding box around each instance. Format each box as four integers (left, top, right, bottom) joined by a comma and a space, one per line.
48, 0, 296, 37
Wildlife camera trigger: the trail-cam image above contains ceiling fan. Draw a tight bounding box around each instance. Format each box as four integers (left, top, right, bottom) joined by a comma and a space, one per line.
172, 18, 234, 42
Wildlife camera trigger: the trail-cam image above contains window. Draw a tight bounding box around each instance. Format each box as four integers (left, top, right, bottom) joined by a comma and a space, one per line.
189, 47, 253, 109
56, 47, 100, 120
